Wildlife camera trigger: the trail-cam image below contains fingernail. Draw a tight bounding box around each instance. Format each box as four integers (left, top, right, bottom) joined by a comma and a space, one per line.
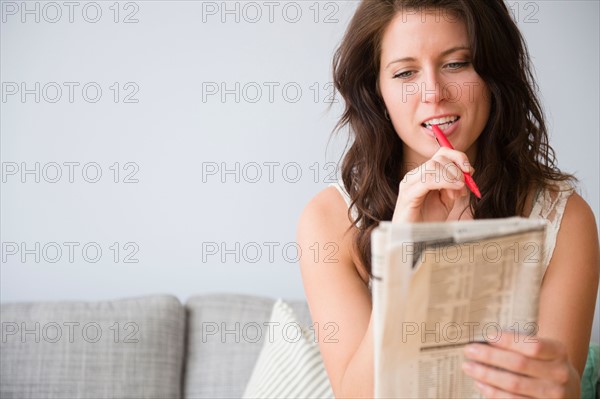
462, 361, 473, 371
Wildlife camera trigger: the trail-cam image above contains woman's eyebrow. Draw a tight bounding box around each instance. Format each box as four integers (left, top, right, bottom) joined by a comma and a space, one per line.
384, 46, 470, 69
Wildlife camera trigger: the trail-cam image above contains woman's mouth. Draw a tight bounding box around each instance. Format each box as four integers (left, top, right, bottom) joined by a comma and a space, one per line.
421, 116, 460, 131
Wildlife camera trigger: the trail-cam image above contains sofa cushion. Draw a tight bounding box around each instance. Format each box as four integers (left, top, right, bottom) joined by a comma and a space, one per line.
0, 294, 185, 399
242, 299, 333, 398
183, 294, 311, 399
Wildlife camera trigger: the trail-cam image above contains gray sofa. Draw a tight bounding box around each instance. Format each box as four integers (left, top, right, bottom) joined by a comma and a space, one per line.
2, 294, 599, 399
1, 294, 311, 399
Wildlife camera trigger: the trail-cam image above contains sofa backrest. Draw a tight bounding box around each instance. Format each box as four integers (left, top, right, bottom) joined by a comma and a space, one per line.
0, 293, 310, 399
183, 294, 311, 399
1, 294, 186, 399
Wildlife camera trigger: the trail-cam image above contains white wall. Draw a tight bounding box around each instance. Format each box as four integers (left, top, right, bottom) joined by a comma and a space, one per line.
1, 1, 598, 342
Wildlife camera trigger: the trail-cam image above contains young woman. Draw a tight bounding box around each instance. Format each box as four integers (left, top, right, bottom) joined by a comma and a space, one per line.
297, 1, 599, 397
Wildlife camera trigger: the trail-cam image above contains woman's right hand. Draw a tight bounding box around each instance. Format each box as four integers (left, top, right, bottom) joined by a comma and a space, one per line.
392, 146, 474, 223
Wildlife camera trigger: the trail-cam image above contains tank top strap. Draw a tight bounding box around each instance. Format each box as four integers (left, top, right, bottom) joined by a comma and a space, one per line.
529, 180, 576, 275
329, 180, 361, 227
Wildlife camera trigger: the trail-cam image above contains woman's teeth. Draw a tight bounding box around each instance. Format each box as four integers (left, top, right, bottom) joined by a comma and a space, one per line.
422, 116, 460, 130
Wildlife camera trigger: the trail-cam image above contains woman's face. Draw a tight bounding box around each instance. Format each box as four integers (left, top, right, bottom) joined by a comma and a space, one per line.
378, 9, 491, 170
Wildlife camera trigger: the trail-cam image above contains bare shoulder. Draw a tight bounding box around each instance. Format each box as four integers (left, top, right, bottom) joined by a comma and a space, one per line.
559, 192, 598, 242
296, 186, 373, 393
557, 191, 599, 258
297, 186, 351, 233
296, 186, 368, 283
548, 190, 599, 275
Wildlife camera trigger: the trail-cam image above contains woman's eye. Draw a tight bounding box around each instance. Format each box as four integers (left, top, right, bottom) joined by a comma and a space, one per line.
393, 70, 414, 79
446, 62, 469, 70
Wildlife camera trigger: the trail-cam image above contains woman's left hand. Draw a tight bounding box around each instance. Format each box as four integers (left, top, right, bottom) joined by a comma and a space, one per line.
462, 331, 581, 398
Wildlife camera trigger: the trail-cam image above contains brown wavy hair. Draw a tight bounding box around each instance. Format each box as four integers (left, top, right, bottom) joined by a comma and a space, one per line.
331, 0, 577, 276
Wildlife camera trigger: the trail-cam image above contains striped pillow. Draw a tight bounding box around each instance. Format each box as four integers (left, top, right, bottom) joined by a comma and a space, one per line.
242, 299, 334, 398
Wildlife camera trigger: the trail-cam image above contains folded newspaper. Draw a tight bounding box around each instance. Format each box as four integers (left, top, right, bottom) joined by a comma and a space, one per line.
371, 217, 548, 398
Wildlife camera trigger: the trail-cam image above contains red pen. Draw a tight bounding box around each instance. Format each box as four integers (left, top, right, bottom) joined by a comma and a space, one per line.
431, 124, 482, 199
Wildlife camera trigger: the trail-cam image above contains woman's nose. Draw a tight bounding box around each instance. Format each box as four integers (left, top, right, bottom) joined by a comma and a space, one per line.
421, 72, 446, 104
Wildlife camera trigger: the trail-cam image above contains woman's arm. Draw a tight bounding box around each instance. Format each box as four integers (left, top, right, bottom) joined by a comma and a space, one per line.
297, 186, 374, 398
297, 148, 474, 396
538, 193, 599, 375
463, 192, 600, 398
